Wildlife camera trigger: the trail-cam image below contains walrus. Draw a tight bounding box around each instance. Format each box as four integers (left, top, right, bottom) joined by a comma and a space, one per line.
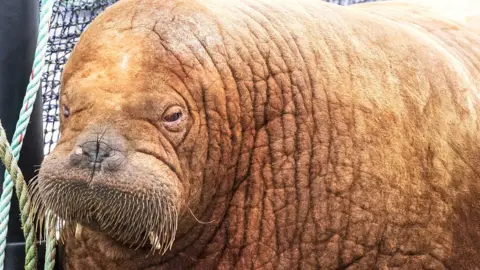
32, 0, 480, 268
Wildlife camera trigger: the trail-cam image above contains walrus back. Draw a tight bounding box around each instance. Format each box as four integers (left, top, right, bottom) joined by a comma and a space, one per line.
191, 1, 480, 268
351, 0, 480, 90
206, 1, 480, 268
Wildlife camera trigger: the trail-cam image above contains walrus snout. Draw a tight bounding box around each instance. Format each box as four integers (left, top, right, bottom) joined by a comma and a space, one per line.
32, 120, 183, 252
69, 132, 127, 172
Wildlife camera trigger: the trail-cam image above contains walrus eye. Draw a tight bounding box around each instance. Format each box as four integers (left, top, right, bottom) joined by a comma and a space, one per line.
63, 105, 70, 118
162, 106, 186, 133
163, 108, 183, 123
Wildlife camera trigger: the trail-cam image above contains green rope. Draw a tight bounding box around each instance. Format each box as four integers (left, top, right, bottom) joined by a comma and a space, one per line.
44, 212, 56, 270
0, 0, 56, 268
0, 122, 37, 269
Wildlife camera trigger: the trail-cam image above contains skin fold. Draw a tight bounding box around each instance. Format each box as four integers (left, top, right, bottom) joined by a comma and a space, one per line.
34, 0, 480, 269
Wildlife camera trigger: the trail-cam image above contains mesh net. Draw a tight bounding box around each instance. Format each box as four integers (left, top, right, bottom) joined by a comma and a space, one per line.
41, 0, 119, 155
41, 0, 379, 155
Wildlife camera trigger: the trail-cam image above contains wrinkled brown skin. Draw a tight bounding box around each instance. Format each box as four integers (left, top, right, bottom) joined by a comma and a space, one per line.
37, 0, 480, 269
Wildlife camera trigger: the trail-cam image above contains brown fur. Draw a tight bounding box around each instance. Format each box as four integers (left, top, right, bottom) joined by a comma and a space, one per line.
35, 0, 480, 269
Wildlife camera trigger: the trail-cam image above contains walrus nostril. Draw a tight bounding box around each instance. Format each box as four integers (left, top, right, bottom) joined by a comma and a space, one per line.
70, 140, 124, 171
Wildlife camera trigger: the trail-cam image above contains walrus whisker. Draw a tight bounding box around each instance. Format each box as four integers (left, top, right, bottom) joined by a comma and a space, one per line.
28, 181, 40, 213
99, 194, 118, 232
29, 174, 39, 183
41, 211, 55, 243
156, 200, 166, 252
34, 163, 180, 253
106, 193, 129, 237
100, 203, 119, 235
56, 184, 71, 220
183, 203, 216, 224
163, 206, 172, 253
170, 205, 178, 249
167, 204, 175, 248
121, 197, 137, 244
27, 177, 41, 206
28, 178, 48, 240
36, 207, 46, 241
130, 200, 144, 247
96, 196, 111, 230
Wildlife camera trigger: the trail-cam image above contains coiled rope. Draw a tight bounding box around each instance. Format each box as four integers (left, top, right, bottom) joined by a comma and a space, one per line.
0, 0, 56, 268
0, 123, 37, 269
44, 211, 56, 270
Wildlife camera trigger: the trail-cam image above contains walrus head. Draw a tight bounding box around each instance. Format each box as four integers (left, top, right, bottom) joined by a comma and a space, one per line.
31, 0, 236, 256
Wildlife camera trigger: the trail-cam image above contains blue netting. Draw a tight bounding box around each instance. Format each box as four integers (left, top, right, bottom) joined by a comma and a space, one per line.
41, 0, 119, 155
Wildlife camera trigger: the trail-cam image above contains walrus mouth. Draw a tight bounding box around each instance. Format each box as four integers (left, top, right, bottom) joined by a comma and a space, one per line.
28, 177, 179, 255
72, 222, 167, 251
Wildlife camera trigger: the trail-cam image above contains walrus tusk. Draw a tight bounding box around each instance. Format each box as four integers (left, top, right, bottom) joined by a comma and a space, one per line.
75, 224, 83, 240
148, 231, 162, 250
